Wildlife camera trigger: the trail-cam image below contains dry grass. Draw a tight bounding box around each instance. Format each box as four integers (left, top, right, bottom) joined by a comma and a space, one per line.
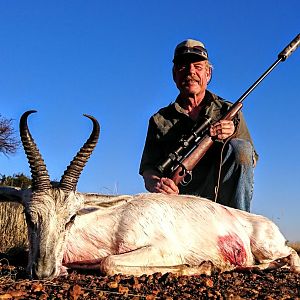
0, 202, 28, 253
288, 242, 300, 254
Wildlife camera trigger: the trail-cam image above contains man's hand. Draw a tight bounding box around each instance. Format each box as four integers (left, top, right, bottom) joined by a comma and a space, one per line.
142, 170, 179, 194
210, 120, 235, 140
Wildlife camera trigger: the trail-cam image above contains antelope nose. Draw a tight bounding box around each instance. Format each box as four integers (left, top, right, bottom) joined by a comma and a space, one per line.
32, 264, 57, 280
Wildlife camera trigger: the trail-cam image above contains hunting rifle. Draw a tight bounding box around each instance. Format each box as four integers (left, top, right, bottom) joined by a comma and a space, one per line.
156, 34, 300, 186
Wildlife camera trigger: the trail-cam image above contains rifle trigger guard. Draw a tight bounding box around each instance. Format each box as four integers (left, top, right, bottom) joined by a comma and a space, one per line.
178, 163, 192, 186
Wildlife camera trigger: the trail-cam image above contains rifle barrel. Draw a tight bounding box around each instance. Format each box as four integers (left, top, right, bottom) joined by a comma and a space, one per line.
236, 34, 300, 104
236, 58, 282, 104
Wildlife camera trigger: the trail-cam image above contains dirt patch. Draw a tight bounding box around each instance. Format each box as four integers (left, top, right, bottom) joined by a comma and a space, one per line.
0, 258, 299, 299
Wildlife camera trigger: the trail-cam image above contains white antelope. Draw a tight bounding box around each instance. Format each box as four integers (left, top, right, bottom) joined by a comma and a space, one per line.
0, 110, 299, 281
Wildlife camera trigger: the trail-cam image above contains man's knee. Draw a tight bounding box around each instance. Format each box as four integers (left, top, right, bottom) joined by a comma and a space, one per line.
228, 138, 254, 167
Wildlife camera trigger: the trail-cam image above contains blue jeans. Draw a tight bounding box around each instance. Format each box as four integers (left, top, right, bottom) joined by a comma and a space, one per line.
179, 138, 254, 212
216, 138, 254, 211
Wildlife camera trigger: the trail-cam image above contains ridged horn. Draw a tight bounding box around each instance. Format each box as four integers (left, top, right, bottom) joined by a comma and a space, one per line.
59, 114, 100, 193
19, 110, 51, 191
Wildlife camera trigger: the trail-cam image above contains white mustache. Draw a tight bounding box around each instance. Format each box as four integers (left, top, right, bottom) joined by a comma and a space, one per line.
182, 75, 200, 84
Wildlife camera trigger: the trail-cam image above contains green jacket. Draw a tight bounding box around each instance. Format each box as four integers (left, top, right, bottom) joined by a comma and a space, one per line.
139, 90, 258, 176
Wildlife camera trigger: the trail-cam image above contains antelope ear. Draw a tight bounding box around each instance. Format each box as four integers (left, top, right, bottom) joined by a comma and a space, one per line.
80, 192, 132, 208
0, 187, 26, 204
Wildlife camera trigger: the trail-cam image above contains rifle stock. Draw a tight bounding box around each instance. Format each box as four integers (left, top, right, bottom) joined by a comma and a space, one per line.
171, 135, 214, 185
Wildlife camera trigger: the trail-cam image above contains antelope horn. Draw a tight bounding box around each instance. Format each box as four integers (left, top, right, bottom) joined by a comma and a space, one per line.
59, 114, 100, 193
19, 110, 51, 191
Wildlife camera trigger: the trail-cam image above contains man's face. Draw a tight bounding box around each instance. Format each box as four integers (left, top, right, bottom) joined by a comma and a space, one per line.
173, 58, 211, 98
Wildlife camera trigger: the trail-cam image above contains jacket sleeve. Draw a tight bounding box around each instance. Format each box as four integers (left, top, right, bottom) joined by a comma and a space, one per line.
139, 117, 164, 175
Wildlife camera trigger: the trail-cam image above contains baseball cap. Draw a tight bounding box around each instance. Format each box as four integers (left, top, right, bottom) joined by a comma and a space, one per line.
173, 39, 208, 63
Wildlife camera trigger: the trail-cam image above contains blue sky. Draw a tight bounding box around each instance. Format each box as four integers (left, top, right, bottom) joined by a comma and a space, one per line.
0, 1, 299, 241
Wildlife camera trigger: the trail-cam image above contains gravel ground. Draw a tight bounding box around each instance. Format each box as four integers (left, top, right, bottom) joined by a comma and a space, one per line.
0, 255, 299, 299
